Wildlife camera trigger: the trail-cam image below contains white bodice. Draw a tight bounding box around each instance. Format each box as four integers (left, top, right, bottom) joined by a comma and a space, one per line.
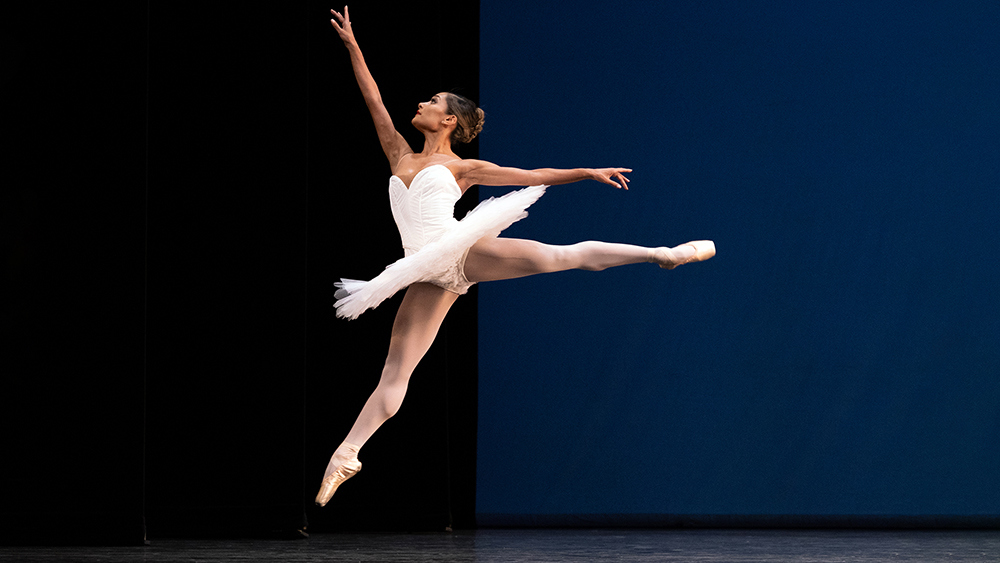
389, 164, 462, 256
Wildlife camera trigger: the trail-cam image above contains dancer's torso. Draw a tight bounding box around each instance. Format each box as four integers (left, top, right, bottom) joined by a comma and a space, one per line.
389, 164, 462, 256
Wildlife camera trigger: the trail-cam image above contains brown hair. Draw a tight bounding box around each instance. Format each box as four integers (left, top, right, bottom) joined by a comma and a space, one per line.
445, 93, 485, 145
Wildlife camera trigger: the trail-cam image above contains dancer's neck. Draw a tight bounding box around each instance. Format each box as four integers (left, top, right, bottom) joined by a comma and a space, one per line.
420, 131, 456, 158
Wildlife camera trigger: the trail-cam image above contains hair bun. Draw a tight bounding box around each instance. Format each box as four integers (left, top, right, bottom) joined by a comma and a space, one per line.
462, 108, 485, 143
446, 93, 485, 145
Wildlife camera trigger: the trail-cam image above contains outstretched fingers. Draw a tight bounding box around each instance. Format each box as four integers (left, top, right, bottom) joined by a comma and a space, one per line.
330, 6, 354, 41
331, 5, 349, 23
596, 167, 632, 189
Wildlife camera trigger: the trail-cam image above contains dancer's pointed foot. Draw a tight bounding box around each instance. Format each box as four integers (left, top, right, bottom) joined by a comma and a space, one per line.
649, 240, 716, 270
315, 443, 362, 507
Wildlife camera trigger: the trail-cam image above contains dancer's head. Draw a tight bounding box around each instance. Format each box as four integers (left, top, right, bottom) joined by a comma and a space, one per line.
413, 92, 485, 145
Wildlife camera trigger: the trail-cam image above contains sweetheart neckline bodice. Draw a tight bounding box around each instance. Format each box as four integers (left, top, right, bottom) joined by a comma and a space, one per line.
390, 164, 460, 191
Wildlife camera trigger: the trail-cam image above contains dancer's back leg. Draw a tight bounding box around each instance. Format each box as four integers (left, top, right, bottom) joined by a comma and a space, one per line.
464, 237, 702, 282
320, 283, 458, 497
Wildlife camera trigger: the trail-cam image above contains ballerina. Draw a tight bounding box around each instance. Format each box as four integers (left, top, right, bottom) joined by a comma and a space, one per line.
316, 6, 715, 506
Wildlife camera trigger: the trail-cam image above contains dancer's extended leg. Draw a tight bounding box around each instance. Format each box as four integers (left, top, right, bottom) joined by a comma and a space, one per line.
317, 282, 459, 505
464, 238, 708, 282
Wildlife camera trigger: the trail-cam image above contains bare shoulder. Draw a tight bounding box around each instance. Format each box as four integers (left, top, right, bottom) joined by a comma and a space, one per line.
445, 159, 497, 191
390, 149, 421, 175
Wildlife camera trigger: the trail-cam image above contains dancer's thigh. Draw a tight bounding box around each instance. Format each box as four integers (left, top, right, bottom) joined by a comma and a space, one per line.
387, 282, 460, 368
464, 237, 565, 283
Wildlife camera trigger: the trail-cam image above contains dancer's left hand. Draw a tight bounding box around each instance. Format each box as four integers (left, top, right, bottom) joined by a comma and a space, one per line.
592, 168, 632, 189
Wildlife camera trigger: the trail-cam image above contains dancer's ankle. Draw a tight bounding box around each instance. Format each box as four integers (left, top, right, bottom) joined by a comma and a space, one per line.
334, 442, 361, 462
325, 442, 362, 477
648, 245, 695, 264
337, 442, 361, 455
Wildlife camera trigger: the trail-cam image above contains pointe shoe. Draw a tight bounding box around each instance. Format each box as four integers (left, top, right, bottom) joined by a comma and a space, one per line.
315, 456, 362, 507
651, 240, 716, 270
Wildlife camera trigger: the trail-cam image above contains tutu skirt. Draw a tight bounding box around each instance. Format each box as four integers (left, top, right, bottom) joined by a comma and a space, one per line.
334, 185, 547, 320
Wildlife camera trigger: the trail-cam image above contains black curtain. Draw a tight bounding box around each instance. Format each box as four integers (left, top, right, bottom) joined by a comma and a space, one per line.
3, 2, 147, 546
142, 0, 311, 538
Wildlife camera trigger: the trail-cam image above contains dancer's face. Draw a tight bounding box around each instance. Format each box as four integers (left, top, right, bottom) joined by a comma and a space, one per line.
412, 92, 455, 132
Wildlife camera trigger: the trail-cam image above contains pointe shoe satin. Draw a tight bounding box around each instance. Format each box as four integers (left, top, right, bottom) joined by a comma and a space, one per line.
315, 457, 362, 507
652, 240, 716, 270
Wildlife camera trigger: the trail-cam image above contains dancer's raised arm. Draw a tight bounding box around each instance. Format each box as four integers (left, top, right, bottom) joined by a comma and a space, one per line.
450, 160, 632, 190
331, 6, 412, 166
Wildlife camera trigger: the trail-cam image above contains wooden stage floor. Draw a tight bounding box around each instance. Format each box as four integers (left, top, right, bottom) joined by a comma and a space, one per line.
2, 529, 998, 562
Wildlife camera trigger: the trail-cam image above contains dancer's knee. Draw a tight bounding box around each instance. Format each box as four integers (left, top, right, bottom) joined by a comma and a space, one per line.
571, 241, 609, 271
376, 363, 411, 418
372, 381, 406, 420
381, 392, 403, 419
542, 243, 605, 272
379, 360, 412, 388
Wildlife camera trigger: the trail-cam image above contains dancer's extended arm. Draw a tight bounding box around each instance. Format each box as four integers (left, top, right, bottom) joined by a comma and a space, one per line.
331, 7, 412, 166
451, 160, 632, 190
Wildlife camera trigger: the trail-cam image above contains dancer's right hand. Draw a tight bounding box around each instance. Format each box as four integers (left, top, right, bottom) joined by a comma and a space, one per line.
331, 6, 356, 45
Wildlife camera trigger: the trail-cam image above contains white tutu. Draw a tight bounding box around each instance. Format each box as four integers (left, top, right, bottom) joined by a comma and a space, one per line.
334, 184, 547, 320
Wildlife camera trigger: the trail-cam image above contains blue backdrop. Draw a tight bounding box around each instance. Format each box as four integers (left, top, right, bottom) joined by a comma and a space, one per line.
477, 1, 999, 522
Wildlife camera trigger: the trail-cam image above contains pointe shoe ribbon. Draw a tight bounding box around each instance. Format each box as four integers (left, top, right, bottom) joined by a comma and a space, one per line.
315, 457, 362, 507
653, 240, 716, 270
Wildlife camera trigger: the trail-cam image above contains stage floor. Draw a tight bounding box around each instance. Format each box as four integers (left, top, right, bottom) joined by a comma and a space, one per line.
3, 529, 998, 562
